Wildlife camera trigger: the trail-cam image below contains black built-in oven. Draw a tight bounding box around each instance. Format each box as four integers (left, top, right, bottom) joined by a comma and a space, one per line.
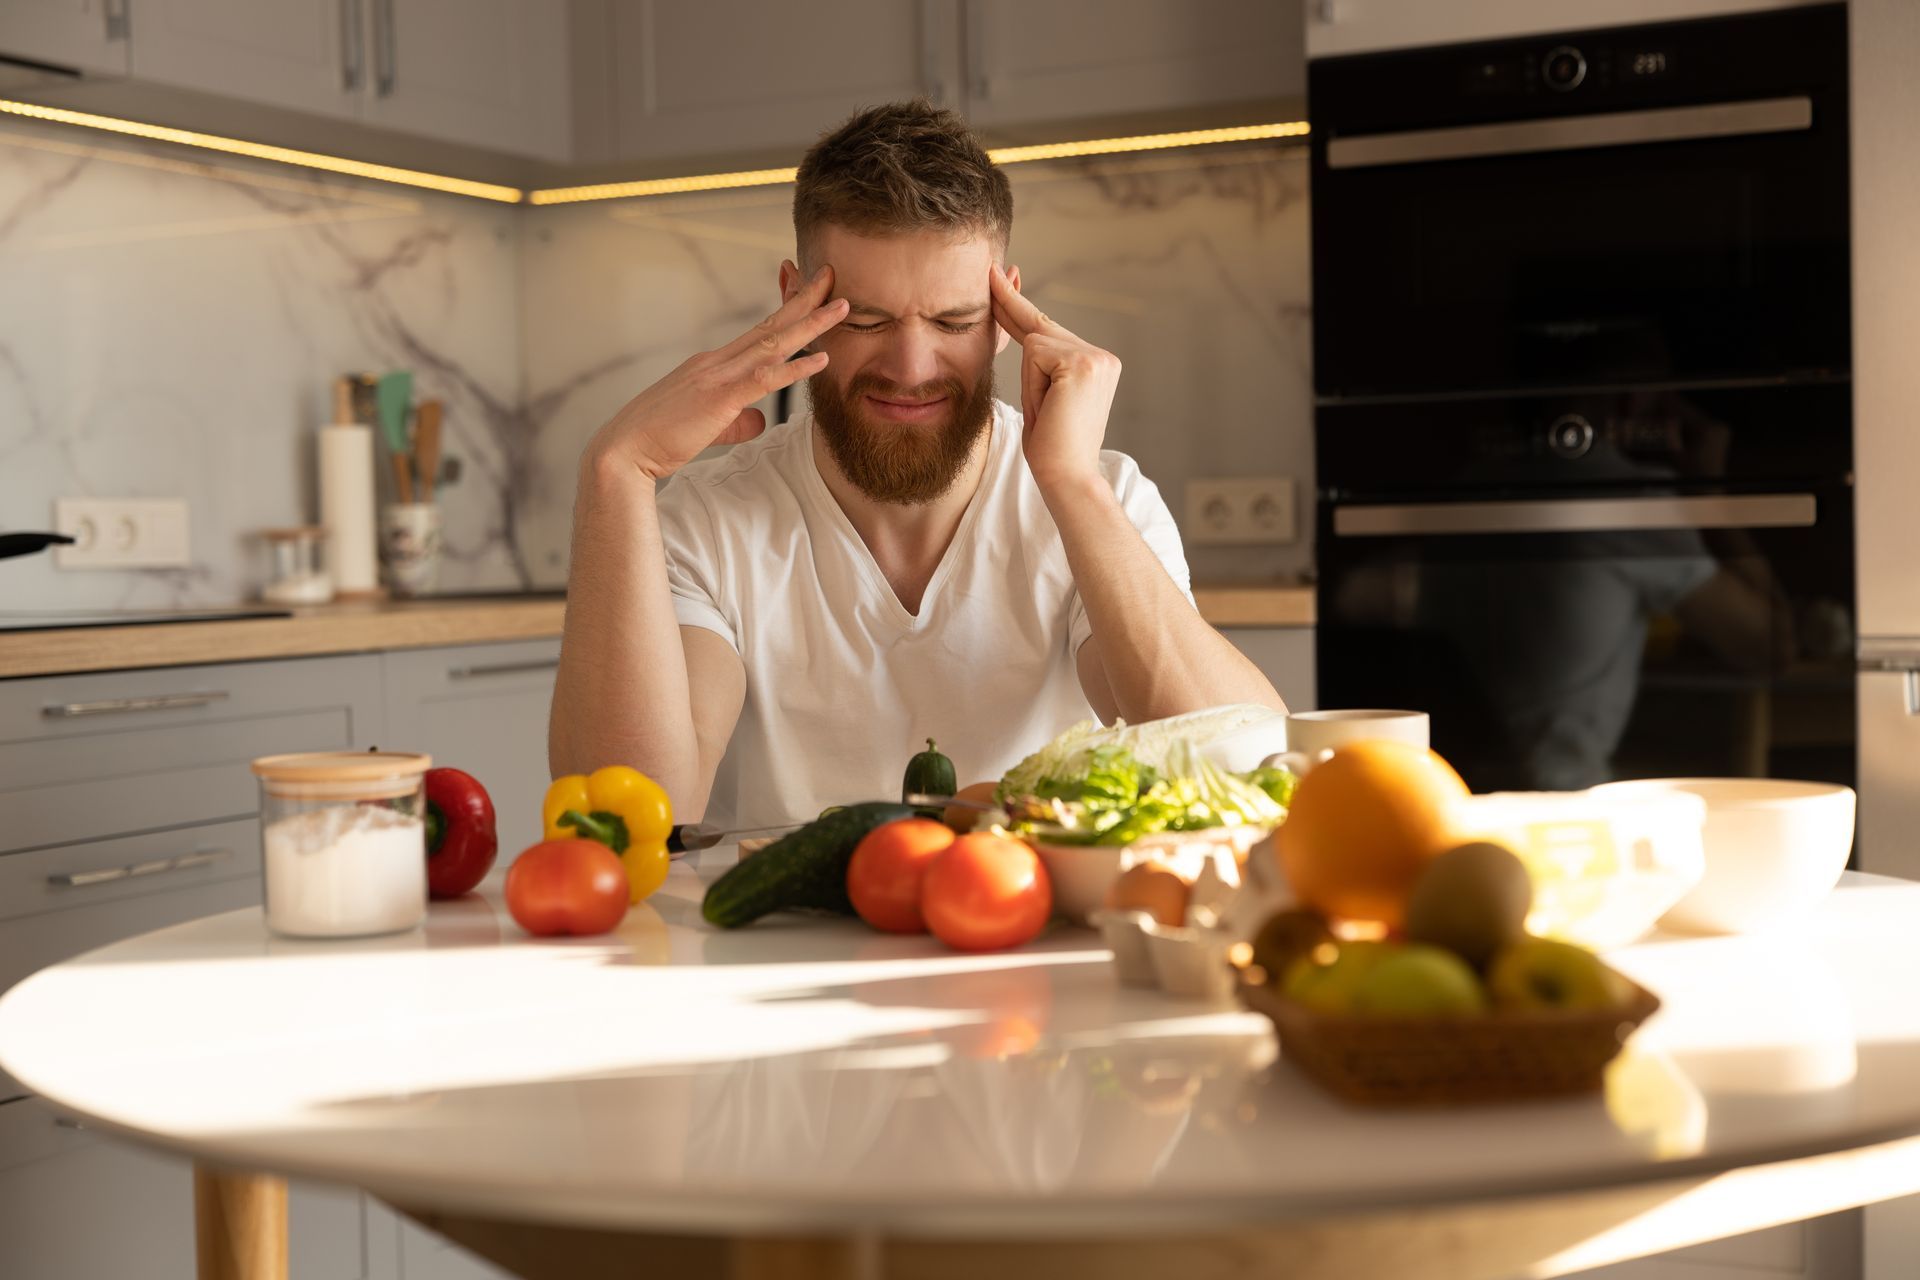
1310, 6, 1854, 794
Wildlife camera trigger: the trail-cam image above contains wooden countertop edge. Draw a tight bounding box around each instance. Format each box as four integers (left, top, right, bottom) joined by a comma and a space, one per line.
0, 587, 1312, 680
1192, 584, 1316, 628
0, 599, 569, 680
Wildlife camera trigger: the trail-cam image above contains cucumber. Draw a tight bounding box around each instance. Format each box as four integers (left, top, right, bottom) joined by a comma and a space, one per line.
902, 738, 956, 814
701, 801, 914, 928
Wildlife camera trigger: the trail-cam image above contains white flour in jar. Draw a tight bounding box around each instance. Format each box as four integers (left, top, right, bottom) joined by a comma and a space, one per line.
263, 803, 426, 937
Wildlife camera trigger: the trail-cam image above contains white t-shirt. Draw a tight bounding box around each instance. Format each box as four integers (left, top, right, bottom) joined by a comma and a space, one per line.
657, 399, 1193, 831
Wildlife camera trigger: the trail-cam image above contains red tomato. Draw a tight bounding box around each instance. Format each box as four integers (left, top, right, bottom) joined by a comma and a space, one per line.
921, 833, 1053, 952
847, 818, 956, 933
504, 839, 628, 937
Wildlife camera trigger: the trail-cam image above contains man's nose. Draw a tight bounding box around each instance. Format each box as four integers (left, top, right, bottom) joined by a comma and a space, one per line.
872, 325, 943, 392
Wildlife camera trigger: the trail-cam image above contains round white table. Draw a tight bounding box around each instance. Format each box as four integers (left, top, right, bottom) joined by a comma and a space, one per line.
6, 856, 1920, 1280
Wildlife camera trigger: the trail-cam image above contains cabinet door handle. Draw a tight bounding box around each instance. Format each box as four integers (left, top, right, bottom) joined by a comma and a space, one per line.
48, 849, 234, 890
373, 0, 397, 98
42, 690, 229, 719
103, 0, 130, 41
447, 659, 560, 681
341, 0, 364, 92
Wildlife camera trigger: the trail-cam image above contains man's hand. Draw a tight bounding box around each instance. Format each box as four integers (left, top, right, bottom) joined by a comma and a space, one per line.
585, 265, 849, 482
989, 262, 1120, 492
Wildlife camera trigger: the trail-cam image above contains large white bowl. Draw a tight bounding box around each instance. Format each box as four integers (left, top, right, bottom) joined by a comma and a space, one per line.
1593, 778, 1856, 935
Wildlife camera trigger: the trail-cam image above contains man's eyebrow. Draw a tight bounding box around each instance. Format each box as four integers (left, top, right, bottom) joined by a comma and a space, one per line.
841, 301, 990, 320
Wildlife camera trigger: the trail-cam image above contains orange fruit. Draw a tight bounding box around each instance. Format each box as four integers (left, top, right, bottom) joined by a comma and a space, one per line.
1276, 740, 1469, 930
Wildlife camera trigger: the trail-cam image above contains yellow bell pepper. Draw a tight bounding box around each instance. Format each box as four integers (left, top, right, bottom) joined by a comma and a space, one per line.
543, 766, 673, 904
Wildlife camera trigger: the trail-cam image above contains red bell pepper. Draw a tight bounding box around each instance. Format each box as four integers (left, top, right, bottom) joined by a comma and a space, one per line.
424, 767, 498, 899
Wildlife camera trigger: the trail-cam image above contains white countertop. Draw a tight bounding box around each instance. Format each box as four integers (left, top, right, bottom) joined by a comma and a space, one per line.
4, 860, 1920, 1240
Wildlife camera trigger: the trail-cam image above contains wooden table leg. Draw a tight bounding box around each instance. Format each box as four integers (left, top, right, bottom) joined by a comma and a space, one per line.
193, 1164, 287, 1280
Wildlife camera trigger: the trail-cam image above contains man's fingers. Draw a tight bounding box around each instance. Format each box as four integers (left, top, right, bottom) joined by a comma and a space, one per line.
722, 297, 846, 382
989, 262, 1050, 342
719, 265, 836, 359
715, 406, 767, 447
1022, 350, 1048, 428
734, 348, 828, 402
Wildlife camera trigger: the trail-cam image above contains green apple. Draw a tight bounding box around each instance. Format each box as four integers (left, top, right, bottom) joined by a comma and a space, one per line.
1352, 944, 1488, 1016
1488, 937, 1629, 1011
1282, 940, 1393, 1013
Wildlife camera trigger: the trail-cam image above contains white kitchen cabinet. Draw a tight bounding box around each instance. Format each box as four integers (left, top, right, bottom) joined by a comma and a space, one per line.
959, 0, 1302, 130
360, 0, 570, 160
1222, 626, 1315, 714
124, 0, 569, 160
129, 0, 360, 121
586, 0, 961, 165
0, 0, 128, 75
0, 1096, 400, 1280
381, 639, 563, 856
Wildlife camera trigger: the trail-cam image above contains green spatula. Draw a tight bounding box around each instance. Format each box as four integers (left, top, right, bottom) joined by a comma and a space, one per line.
375, 371, 413, 458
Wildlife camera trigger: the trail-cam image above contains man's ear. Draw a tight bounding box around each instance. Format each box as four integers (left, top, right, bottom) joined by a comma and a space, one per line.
778, 258, 804, 304
995, 262, 1023, 355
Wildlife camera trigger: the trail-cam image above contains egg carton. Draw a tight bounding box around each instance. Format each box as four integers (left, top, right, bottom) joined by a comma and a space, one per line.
1090, 844, 1297, 1001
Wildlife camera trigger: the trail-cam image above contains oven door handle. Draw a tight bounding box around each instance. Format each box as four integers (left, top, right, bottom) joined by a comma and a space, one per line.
1327, 95, 1813, 170
1332, 493, 1818, 538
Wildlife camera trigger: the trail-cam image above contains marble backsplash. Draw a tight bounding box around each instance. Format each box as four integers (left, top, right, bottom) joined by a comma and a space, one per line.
0, 112, 1311, 613
519, 143, 1314, 590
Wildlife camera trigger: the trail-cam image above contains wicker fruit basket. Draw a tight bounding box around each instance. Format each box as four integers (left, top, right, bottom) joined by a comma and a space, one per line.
1238, 972, 1661, 1106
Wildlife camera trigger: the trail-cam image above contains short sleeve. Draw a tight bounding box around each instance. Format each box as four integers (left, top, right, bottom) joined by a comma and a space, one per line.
1068, 451, 1195, 654
655, 475, 739, 652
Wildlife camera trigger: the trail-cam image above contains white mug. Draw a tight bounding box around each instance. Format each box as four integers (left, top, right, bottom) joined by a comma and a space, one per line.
1264, 709, 1430, 776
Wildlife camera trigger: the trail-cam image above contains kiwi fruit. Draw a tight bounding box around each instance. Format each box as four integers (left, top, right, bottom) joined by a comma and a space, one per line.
1248, 908, 1337, 986
1404, 841, 1533, 970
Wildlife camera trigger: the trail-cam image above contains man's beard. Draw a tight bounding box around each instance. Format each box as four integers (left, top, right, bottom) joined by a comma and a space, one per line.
809, 366, 995, 505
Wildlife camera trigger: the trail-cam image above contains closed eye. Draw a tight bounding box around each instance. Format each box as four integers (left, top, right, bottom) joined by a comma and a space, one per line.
838, 319, 985, 335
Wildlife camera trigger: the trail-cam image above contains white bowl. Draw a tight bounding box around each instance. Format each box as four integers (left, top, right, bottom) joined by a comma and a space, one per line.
1593, 778, 1856, 935
1029, 826, 1267, 924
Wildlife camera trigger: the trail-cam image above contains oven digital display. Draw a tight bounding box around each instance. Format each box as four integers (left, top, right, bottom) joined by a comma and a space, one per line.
1626, 48, 1674, 79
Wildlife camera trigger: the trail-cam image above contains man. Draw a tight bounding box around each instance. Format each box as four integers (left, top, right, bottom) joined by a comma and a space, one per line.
550, 101, 1283, 830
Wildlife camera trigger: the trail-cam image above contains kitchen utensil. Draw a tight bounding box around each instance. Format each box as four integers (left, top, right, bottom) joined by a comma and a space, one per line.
1594, 778, 1856, 935
379, 502, 441, 596
0, 532, 75, 561
414, 400, 443, 502
375, 371, 413, 454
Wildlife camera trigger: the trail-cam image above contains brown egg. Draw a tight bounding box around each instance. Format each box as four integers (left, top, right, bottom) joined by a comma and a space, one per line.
1105, 862, 1193, 927
943, 781, 1002, 833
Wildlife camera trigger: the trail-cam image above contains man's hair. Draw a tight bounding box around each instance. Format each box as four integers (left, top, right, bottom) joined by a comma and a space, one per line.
794, 100, 1012, 262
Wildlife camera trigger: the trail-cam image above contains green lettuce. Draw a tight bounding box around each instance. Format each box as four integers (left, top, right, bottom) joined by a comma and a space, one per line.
1003, 732, 1290, 847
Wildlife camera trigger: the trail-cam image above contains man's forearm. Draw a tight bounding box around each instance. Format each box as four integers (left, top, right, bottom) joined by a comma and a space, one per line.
1044, 474, 1285, 721
548, 456, 702, 800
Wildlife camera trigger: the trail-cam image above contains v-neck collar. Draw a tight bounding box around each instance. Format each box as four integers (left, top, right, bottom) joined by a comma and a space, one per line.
801, 405, 1003, 629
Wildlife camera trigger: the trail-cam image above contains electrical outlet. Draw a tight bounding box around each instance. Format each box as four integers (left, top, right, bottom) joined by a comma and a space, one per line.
53, 498, 191, 569
1183, 478, 1296, 546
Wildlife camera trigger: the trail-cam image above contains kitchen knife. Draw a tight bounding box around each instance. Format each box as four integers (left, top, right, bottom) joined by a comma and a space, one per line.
668, 795, 1010, 855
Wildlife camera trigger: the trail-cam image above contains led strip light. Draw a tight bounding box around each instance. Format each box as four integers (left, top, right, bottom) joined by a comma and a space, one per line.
531, 121, 1312, 205
0, 97, 524, 203
0, 99, 1307, 207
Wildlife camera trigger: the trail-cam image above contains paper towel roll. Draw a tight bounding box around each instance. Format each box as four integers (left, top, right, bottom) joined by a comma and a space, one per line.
319, 423, 378, 596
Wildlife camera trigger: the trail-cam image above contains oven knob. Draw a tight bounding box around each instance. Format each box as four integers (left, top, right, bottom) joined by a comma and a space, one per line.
1543, 45, 1588, 91
1548, 413, 1595, 459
